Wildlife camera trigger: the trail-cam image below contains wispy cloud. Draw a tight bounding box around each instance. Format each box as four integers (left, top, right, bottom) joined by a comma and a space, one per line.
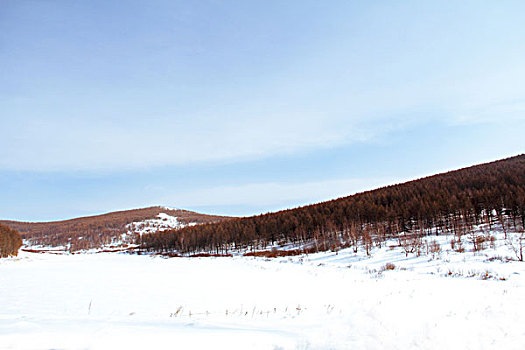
0, 110, 382, 171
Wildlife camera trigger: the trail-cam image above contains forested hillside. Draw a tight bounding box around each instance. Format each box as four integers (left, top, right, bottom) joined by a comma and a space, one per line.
1, 207, 229, 251
141, 155, 525, 255
0, 224, 23, 258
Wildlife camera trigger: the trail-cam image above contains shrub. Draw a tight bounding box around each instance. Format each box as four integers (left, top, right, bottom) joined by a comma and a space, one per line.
451, 238, 465, 253
384, 263, 396, 270
429, 240, 441, 258
489, 235, 497, 249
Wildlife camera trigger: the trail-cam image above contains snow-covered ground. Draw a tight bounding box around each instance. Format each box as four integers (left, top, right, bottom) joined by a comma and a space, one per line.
1, 230, 524, 349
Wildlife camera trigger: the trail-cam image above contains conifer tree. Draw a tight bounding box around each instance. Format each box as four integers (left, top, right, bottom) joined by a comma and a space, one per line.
0, 224, 23, 258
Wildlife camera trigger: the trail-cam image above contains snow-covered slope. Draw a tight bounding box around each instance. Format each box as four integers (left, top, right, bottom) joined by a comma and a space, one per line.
126, 212, 196, 236
1, 227, 524, 349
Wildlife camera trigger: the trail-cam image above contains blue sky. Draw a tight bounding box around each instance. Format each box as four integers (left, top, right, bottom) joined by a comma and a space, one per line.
1, 0, 524, 221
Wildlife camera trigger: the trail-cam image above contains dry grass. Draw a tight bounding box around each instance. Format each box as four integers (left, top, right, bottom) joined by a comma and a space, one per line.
188, 253, 233, 258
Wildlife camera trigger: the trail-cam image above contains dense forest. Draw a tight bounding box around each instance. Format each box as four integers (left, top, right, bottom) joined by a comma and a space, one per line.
141, 155, 525, 255
1, 207, 228, 252
0, 224, 23, 258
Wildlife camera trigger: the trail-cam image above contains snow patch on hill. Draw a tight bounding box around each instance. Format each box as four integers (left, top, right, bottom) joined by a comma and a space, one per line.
126, 213, 196, 236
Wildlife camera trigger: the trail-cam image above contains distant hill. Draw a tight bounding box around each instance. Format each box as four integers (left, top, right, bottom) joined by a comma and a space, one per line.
142, 154, 525, 255
0, 207, 230, 251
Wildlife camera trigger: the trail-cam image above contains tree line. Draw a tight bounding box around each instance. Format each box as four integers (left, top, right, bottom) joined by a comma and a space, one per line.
140, 155, 525, 255
0, 224, 23, 258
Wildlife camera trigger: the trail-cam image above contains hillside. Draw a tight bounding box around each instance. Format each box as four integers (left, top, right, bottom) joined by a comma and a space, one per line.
142, 154, 525, 255
0, 207, 230, 252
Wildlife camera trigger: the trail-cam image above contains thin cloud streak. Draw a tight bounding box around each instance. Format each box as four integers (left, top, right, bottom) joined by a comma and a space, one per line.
2, 2, 525, 172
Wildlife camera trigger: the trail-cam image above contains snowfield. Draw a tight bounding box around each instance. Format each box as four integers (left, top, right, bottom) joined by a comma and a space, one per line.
1, 231, 525, 349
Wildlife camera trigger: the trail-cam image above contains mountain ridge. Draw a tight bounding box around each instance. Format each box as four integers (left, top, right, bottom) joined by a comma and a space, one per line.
0, 206, 231, 251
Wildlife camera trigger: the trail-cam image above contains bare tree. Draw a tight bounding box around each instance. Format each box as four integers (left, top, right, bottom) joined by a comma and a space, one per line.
362, 226, 373, 256
506, 229, 524, 261
399, 232, 423, 257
